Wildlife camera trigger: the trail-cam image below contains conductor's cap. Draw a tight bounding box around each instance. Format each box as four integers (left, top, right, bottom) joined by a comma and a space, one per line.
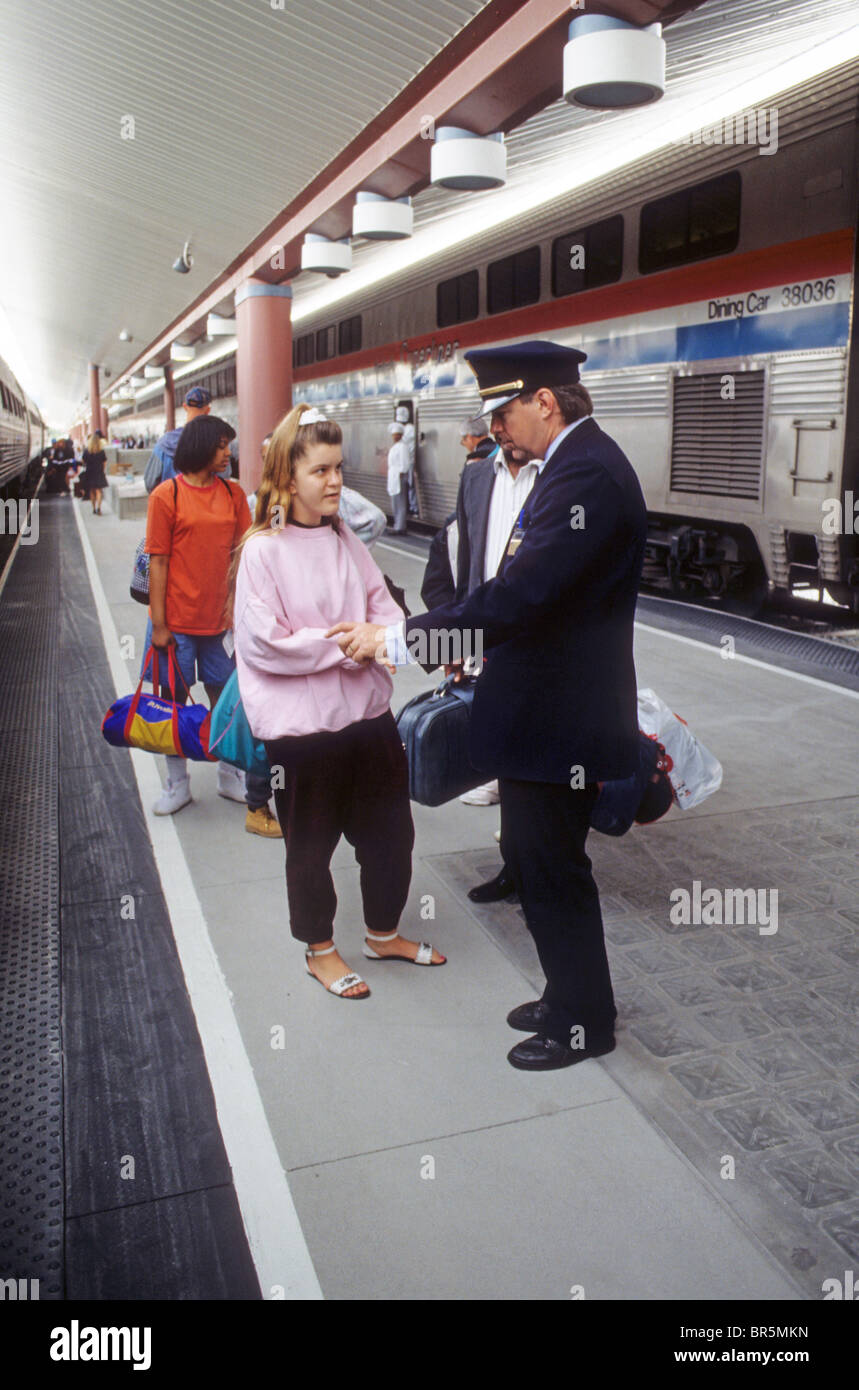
465, 339, 588, 413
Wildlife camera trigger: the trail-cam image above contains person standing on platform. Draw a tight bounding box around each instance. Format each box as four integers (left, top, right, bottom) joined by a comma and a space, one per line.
145, 415, 279, 837
144, 386, 225, 493
81, 432, 108, 513
232, 404, 445, 1000
328, 340, 647, 1071
444, 417, 542, 893
386, 421, 409, 534
460, 417, 497, 466
395, 405, 418, 514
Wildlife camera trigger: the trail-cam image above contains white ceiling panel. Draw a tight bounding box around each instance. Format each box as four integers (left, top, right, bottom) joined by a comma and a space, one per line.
0, 0, 488, 423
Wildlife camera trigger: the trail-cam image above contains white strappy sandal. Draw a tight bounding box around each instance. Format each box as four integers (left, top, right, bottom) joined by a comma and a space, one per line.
362, 930, 446, 966
305, 944, 370, 999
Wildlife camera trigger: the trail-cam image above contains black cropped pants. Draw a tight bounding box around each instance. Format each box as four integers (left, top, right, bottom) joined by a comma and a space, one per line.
265, 711, 414, 947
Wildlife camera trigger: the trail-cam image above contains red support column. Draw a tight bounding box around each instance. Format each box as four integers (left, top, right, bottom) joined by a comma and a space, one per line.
235, 280, 292, 493
100, 406, 109, 437
88, 364, 101, 440
163, 364, 176, 432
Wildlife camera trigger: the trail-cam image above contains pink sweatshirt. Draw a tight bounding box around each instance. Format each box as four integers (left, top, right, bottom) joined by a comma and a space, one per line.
233, 520, 404, 740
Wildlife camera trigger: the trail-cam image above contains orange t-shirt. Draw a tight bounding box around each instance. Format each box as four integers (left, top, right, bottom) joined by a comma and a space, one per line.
145, 475, 250, 634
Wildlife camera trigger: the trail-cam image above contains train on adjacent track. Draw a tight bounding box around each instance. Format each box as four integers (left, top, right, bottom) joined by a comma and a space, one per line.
287, 61, 859, 612
113, 61, 859, 611
0, 354, 46, 498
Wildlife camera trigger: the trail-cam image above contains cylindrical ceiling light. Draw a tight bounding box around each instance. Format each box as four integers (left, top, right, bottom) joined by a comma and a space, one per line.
129, 376, 146, 388
301, 234, 352, 277
118, 330, 133, 342
352, 192, 413, 241
144, 365, 164, 380
206, 313, 236, 336
170, 342, 196, 362
430, 128, 506, 191
563, 16, 665, 109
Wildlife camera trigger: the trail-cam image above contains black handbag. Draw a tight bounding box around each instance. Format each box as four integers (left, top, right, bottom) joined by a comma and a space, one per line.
395, 674, 486, 806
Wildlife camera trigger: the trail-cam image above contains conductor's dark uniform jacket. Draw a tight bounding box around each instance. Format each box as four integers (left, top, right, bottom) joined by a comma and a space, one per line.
402, 416, 647, 785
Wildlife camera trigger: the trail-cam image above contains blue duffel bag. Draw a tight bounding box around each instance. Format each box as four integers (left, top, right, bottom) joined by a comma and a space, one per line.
395, 674, 485, 807
208, 668, 271, 780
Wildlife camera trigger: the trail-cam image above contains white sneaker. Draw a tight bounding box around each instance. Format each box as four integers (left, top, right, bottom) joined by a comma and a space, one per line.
217, 761, 247, 804
153, 777, 192, 816
460, 779, 500, 806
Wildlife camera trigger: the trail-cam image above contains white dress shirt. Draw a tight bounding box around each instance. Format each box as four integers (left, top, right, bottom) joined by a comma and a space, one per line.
483, 451, 541, 582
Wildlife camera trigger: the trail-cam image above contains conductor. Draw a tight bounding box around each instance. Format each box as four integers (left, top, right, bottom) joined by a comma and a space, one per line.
329, 340, 647, 1071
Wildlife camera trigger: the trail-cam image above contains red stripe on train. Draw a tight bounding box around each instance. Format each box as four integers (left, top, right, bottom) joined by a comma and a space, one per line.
293, 227, 854, 383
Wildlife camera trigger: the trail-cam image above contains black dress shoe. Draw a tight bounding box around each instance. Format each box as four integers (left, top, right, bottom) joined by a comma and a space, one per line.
468, 868, 516, 903
507, 999, 551, 1032
507, 1033, 616, 1071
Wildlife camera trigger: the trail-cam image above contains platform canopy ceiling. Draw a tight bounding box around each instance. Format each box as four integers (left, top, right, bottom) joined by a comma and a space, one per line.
0, 0, 493, 425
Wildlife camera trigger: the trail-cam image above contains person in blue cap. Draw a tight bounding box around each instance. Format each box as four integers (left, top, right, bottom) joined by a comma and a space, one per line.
143, 386, 230, 492
328, 339, 648, 1071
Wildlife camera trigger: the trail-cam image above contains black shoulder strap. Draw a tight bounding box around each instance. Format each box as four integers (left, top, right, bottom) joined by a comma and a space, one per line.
172, 477, 178, 504
216, 474, 232, 495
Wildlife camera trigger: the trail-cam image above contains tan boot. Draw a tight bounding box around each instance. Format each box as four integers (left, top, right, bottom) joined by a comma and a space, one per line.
245, 805, 282, 838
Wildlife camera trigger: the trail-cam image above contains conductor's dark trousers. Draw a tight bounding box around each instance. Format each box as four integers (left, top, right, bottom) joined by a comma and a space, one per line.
265, 710, 414, 947
499, 779, 616, 1046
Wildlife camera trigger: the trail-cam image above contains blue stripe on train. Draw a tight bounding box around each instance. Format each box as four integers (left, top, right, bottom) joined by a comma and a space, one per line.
582, 302, 849, 371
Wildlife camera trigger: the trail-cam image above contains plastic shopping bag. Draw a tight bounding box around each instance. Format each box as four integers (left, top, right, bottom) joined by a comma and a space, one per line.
636, 688, 722, 810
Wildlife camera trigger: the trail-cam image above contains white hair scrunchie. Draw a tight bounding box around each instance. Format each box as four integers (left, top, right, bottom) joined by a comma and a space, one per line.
300, 407, 328, 425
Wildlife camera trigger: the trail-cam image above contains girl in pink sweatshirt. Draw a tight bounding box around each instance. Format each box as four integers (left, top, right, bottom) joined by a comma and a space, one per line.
232, 405, 446, 999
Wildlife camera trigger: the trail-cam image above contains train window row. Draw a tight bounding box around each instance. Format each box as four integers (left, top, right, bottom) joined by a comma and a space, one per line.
173, 361, 237, 407
293, 313, 363, 369
435, 171, 741, 327
1, 381, 26, 418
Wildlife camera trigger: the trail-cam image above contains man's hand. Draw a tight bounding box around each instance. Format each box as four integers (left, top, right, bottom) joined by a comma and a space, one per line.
444, 663, 465, 684
151, 623, 174, 650
326, 621, 393, 673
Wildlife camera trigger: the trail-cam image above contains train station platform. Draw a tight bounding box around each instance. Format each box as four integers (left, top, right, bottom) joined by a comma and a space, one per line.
1, 487, 857, 1303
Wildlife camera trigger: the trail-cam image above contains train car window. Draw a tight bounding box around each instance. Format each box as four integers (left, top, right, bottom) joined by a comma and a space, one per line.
338, 315, 362, 355
639, 171, 740, 274
293, 333, 315, 368
0, 383, 8, 411
316, 326, 337, 361
437, 269, 479, 329
552, 215, 624, 297
487, 246, 541, 315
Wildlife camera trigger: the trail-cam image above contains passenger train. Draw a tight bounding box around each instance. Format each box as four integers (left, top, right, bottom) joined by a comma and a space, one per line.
287, 61, 859, 611
0, 354, 45, 497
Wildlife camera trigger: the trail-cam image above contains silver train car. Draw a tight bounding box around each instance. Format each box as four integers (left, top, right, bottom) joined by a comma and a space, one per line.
289, 62, 859, 610
0, 357, 45, 496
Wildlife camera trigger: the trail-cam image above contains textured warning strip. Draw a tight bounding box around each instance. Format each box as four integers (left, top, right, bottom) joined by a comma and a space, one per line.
0, 498, 260, 1300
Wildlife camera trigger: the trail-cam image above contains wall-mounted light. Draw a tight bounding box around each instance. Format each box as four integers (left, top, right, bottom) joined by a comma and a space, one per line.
563, 16, 665, 108
430, 128, 506, 190
352, 192, 413, 241
206, 313, 236, 336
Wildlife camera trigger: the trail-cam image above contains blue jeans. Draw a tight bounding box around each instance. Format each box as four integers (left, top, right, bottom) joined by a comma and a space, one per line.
141, 618, 270, 808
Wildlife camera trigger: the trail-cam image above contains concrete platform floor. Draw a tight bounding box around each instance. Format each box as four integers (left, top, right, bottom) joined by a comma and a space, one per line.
76, 492, 858, 1300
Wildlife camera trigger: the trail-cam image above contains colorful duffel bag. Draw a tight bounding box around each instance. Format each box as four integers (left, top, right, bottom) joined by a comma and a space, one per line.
102, 645, 215, 760
208, 667, 270, 780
